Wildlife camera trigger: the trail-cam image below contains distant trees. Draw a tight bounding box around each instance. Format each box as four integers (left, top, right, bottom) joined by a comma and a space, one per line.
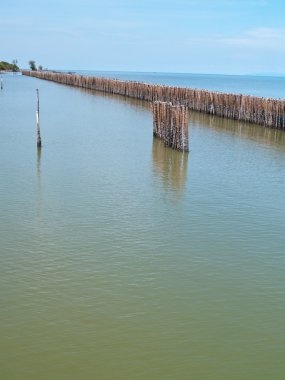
0, 61, 19, 72
28, 61, 45, 71
29, 60, 37, 71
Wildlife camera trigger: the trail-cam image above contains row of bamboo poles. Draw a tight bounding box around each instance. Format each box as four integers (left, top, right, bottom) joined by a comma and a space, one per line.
153, 102, 189, 151
22, 70, 285, 130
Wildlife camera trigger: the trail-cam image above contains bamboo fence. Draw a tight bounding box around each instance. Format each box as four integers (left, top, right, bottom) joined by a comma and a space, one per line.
152, 101, 188, 151
22, 70, 285, 130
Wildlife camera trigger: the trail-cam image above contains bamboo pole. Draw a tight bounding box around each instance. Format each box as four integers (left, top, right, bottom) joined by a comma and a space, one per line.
36, 89, 42, 148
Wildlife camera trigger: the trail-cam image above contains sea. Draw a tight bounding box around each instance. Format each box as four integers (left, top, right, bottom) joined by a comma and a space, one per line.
73, 70, 285, 99
0, 71, 285, 380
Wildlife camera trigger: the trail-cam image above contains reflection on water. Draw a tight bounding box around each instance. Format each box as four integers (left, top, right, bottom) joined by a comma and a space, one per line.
37, 147, 41, 179
189, 110, 285, 149
2, 74, 285, 380
55, 80, 285, 151
36, 147, 42, 218
77, 86, 150, 112
152, 137, 188, 195
80, 84, 285, 151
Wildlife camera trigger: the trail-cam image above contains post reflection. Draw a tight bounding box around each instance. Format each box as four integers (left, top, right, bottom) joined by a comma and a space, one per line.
36, 146, 42, 207
152, 137, 188, 196
37, 147, 41, 181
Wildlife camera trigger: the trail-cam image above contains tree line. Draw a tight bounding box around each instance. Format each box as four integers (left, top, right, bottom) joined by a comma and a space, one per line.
0, 60, 19, 72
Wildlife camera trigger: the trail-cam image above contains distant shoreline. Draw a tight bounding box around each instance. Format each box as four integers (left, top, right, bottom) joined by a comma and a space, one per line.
0, 61, 19, 72
0, 70, 19, 73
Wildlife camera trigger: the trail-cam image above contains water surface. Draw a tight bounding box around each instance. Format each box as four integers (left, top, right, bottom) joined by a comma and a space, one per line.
1, 73, 285, 380
74, 70, 285, 99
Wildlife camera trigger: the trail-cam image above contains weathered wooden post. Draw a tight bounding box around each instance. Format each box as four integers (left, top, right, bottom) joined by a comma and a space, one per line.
36, 89, 42, 148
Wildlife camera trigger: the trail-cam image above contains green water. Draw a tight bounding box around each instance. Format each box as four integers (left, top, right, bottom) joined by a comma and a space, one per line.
1, 74, 285, 380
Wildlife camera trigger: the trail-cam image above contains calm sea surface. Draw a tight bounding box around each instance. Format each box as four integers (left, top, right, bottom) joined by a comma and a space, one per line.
75, 70, 285, 99
1, 73, 285, 380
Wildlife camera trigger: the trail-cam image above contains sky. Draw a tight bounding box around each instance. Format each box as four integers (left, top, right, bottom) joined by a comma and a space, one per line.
1, 0, 285, 75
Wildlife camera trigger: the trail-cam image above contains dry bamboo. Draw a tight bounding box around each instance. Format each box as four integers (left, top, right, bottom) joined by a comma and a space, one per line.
152, 101, 189, 151
36, 89, 42, 148
22, 70, 285, 130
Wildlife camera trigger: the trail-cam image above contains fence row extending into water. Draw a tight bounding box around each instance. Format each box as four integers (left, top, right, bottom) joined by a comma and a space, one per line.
22, 70, 285, 130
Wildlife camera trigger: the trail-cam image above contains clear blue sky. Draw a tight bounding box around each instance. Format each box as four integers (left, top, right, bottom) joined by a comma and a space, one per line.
1, 0, 285, 75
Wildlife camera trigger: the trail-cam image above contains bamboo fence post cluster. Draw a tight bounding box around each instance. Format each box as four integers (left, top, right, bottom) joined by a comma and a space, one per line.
152, 101, 189, 151
22, 70, 285, 130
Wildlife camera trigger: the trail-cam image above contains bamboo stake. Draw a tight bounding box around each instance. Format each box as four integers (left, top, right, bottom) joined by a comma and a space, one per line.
152, 101, 189, 151
36, 89, 42, 148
